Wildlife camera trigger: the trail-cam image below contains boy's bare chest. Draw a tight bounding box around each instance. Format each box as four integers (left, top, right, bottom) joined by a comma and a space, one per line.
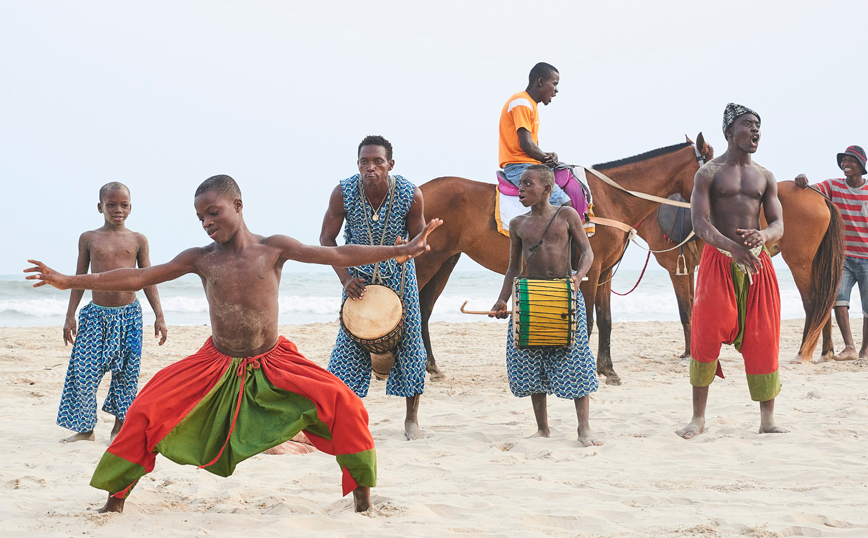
201, 251, 280, 292
517, 217, 568, 247
89, 237, 139, 269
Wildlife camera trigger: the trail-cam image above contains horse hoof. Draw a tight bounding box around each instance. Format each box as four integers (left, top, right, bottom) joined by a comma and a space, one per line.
817, 352, 835, 364
604, 374, 622, 386
789, 355, 810, 365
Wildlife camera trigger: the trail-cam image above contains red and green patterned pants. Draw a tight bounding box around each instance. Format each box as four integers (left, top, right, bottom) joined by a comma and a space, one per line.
90, 336, 376, 498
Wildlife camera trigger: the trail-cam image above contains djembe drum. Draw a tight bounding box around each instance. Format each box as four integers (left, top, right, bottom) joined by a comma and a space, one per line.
512, 277, 577, 348
340, 284, 404, 379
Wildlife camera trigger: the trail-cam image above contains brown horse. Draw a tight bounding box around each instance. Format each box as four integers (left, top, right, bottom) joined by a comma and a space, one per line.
764, 182, 844, 362
415, 135, 713, 385
634, 209, 704, 358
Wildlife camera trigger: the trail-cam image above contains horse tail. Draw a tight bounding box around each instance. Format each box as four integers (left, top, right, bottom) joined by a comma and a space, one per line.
799, 197, 844, 357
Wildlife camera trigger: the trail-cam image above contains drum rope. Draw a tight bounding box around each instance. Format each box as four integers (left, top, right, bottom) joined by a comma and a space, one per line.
522, 206, 565, 276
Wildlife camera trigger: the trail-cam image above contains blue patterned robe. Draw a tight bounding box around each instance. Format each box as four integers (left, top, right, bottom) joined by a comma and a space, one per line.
506, 291, 599, 399
57, 300, 143, 432
327, 174, 427, 398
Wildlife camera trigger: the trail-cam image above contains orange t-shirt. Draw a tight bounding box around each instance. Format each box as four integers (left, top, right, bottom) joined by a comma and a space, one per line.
498, 91, 540, 168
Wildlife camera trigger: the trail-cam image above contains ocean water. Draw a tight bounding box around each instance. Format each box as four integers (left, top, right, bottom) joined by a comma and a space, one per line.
1, 266, 812, 328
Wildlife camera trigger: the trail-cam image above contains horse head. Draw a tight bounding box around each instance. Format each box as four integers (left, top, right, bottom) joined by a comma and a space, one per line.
678, 132, 713, 201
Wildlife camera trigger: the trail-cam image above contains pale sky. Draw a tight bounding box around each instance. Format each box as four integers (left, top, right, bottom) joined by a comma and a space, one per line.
1, 1, 864, 275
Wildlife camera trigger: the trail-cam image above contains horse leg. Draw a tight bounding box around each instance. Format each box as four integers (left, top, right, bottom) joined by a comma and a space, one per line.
669, 267, 694, 360
419, 253, 461, 380
789, 263, 817, 363
594, 272, 621, 386
820, 317, 835, 362
579, 266, 600, 362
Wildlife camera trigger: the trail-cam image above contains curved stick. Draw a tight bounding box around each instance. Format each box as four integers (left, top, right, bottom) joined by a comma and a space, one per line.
459, 301, 512, 315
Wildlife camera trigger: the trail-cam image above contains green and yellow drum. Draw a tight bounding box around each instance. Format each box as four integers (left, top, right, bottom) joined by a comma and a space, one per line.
512, 277, 577, 348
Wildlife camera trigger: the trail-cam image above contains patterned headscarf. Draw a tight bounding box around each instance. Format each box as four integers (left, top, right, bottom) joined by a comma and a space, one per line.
722, 103, 761, 135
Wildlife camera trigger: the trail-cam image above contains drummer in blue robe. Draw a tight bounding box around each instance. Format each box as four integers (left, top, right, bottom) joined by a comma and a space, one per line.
490, 164, 602, 446
320, 135, 429, 441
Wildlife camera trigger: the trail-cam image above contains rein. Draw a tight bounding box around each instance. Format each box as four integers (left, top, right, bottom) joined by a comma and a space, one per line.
590, 141, 706, 291
582, 166, 691, 208
611, 250, 652, 296
578, 141, 705, 254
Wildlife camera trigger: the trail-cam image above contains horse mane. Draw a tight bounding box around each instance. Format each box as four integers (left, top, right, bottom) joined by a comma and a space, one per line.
592, 141, 692, 170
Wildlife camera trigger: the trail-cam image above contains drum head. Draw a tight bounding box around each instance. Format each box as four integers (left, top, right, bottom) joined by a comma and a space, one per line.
342, 285, 403, 340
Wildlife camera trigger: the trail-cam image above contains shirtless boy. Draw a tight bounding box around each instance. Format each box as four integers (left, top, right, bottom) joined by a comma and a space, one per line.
26, 175, 442, 513
58, 182, 167, 443
677, 103, 786, 440
490, 165, 601, 446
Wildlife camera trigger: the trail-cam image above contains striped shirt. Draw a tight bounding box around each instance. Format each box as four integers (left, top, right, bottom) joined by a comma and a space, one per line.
816, 178, 868, 259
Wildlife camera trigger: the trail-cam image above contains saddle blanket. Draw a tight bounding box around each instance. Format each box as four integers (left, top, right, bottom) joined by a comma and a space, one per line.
495, 166, 595, 238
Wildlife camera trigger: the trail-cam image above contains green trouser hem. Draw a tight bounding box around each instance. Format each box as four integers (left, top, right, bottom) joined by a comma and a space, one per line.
157, 359, 333, 478
90, 451, 145, 497
746, 371, 781, 402
689, 358, 718, 387
731, 264, 749, 352
337, 448, 377, 488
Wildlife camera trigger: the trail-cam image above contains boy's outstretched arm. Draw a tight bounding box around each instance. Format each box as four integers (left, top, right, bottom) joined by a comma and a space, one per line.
491, 220, 524, 319
26, 248, 200, 292
63, 233, 91, 346
137, 234, 168, 346
320, 184, 365, 299
279, 218, 442, 267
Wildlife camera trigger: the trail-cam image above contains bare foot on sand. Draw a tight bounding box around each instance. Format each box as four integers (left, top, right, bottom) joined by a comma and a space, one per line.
427, 366, 446, 382
404, 420, 424, 440
578, 426, 603, 447
528, 428, 550, 439
758, 400, 787, 433
97, 495, 124, 513
836, 346, 858, 361
61, 431, 95, 443
676, 418, 705, 439
759, 423, 789, 434
353, 487, 371, 512
109, 417, 123, 442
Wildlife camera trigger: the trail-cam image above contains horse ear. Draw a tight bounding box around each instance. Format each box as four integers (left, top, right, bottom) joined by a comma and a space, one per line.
685, 134, 693, 144
696, 132, 713, 160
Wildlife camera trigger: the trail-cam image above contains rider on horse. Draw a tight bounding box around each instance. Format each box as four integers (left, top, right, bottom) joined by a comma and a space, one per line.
498, 62, 571, 207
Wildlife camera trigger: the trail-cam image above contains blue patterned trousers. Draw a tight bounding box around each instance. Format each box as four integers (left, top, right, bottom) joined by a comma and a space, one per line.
328, 264, 427, 398
57, 301, 143, 432
506, 292, 599, 399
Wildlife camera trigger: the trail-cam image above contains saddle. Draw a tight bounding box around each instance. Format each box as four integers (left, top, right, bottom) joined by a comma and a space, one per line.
656, 194, 695, 244
494, 167, 595, 238
495, 166, 592, 217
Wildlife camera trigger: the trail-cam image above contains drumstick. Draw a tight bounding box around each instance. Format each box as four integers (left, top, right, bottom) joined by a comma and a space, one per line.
460, 301, 512, 315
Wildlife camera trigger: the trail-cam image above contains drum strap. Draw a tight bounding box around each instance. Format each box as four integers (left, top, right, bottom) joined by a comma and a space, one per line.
522, 205, 564, 277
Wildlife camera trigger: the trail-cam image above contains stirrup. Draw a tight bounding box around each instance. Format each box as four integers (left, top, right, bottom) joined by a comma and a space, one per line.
676, 253, 689, 276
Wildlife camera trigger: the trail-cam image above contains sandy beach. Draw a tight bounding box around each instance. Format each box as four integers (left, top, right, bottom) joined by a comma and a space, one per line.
2, 319, 867, 537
